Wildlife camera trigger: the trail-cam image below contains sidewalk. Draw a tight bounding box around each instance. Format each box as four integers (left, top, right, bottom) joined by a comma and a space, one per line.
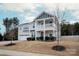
0, 41, 22, 45
0, 49, 49, 56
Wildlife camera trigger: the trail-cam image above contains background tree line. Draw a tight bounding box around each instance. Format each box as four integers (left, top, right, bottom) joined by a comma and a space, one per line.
0, 17, 19, 41
61, 20, 79, 36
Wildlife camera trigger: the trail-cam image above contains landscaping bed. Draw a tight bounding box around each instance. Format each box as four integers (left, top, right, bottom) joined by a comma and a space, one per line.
27, 36, 56, 41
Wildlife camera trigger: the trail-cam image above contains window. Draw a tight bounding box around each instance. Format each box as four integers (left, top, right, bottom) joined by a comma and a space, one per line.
23, 30, 29, 32
20, 34, 29, 36
49, 34, 52, 37
32, 35, 33, 37
20, 27, 21, 30
49, 19, 53, 23
49, 21, 52, 23
31, 34, 35, 37
24, 27, 29, 29
31, 32, 35, 37
33, 25, 35, 28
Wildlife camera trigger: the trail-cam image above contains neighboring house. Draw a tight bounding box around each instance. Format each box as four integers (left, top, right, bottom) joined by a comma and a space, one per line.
18, 12, 60, 40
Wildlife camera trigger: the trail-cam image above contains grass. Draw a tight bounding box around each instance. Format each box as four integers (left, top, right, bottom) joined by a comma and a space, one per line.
0, 40, 79, 56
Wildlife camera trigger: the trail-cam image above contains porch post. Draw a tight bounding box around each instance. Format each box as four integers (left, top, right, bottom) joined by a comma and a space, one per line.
28, 27, 30, 41
43, 19, 45, 41
54, 16, 57, 39
52, 17, 54, 37
35, 20, 37, 40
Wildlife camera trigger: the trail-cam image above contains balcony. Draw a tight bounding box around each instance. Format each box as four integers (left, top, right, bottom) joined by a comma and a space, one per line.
36, 23, 55, 31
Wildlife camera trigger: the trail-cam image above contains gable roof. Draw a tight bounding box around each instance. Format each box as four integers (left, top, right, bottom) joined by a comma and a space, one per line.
19, 11, 58, 26
35, 11, 54, 20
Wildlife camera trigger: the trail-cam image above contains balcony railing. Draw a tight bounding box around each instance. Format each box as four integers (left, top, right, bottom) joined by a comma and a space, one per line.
29, 23, 56, 31
37, 23, 54, 27
36, 23, 55, 31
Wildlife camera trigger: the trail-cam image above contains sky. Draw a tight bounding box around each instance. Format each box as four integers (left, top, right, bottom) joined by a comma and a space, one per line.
0, 3, 79, 35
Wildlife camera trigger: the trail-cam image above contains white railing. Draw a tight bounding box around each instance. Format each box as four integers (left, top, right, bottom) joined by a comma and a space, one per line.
37, 24, 53, 27
36, 24, 55, 31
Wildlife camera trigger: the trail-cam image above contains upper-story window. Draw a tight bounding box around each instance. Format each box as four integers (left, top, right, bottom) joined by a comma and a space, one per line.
49, 34, 52, 37
20, 34, 29, 36
19, 27, 22, 30
23, 27, 29, 32
49, 19, 53, 23
33, 25, 35, 28
23, 30, 29, 32
38, 21, 43, 25
45, 18, 53, 24
49, 21, 53, 23
23, 27, 29, 29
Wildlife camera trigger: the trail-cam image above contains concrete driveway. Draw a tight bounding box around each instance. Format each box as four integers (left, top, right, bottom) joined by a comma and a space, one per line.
0, 41, 22, 45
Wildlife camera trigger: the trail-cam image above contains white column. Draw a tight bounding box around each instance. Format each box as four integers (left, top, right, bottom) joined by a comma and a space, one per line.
35, 20, 37, 40
43, 20, 45, 41
52, 17, 54, 36
53, 17, 56, 37
54, 16, 58, 38
29, 27, 31, 37
58, 19, 61, 41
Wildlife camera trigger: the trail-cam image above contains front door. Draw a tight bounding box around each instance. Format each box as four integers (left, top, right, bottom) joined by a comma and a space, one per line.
41, 32, 43, 37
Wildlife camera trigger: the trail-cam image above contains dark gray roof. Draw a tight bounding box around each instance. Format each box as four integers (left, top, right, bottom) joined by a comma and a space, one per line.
35, 11, 54, 20
19, 11, 57, 26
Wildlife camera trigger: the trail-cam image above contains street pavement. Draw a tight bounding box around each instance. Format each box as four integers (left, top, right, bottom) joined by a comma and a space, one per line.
0, 41, 22, 45
0, 49, 48, 56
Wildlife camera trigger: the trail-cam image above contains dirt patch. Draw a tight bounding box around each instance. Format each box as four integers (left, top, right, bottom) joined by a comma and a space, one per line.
0, 40, 79, 56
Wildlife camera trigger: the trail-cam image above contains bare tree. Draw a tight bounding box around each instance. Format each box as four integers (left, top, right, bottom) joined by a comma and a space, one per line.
54, 5, 67, 45
52, 4, 66, 51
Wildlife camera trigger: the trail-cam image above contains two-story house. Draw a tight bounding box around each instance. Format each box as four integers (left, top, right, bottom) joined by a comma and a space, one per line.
18, 12, 60, 40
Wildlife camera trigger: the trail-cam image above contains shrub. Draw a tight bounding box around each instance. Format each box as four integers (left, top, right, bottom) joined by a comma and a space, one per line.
27, 37, 31, 41
0, 34, 3, 41
45, 36, 49, 41
45, 36, 56, 41
27, 36, 56, 41
39, 36, 43, 41
36, 37, 40, 40
27, 37, 35, 41
31, 37, 35, 41
50, 36, 56, 41
37, 36, 43, 41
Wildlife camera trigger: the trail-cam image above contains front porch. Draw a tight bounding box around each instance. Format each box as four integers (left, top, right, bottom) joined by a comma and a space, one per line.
27, 30, 56, 41
36, 30, 55, 37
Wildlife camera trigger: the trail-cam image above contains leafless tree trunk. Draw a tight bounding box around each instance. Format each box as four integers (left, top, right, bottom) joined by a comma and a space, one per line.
54, 4, 66, 45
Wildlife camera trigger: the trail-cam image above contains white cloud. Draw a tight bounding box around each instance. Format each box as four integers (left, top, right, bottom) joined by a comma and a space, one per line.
1, 3, 79, 23
2, 3, 26, 12
1, 3, 41, 12
69, 20, 79, 24
43, 3, 79, 11
25, 16, 35, 22
20, 16, 35, 24
1, 3, 44, 24
2, 3, 79, 14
